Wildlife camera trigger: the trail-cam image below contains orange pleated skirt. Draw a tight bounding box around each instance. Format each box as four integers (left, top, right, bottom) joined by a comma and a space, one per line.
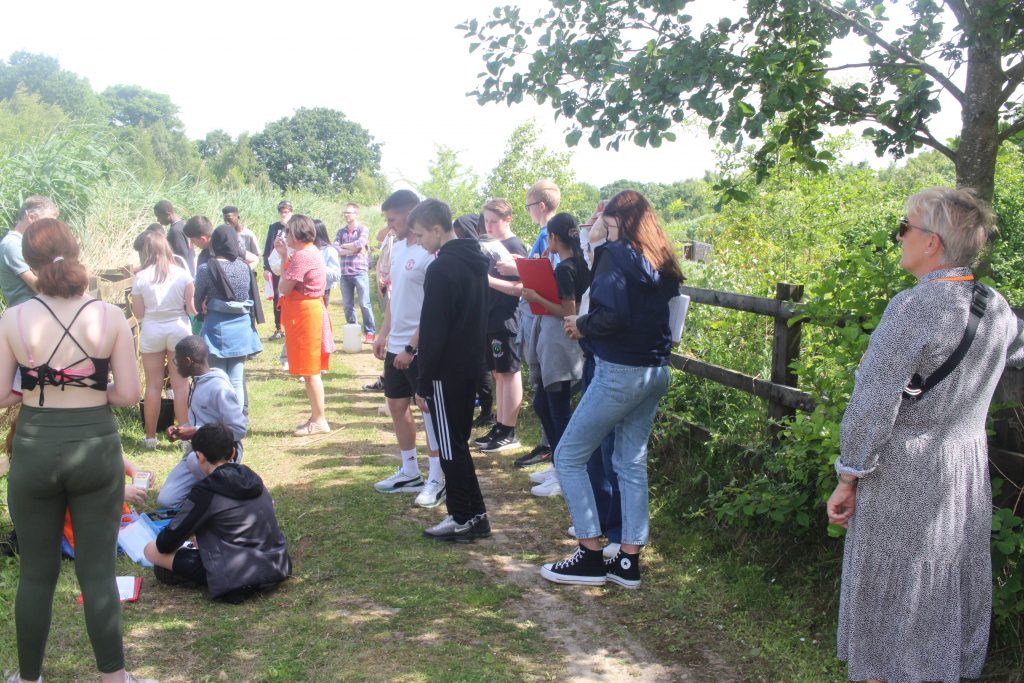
281, 293, 332, 376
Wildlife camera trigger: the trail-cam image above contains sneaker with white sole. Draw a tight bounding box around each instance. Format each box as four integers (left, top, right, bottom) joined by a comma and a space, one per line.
6, 674, 42, 683
373, 468, 424, 493
604, 549, 641, 588
531, 476, 562, 497
479, 431, 520, 453
423, 513, 490, 543
473, 424, 499, 447
125, 673, 159, 683
529, 465, 556, 484
540, 545, 606, 586
602, 542, 621, 559
143, 437, 157, 449
414, 480, 446, 508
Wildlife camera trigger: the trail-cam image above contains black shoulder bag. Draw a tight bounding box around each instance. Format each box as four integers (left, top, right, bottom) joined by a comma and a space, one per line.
902, 280, 992, 400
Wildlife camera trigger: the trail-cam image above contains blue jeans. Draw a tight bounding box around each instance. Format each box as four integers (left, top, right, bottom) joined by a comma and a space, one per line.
554, 358, 670, 546
208, 355, 246, 412
532, 380, 573, 460
341, 272, 376, 334
583, 354, 621, 543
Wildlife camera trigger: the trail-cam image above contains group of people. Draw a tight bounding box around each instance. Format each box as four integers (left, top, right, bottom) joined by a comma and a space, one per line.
0, 180, 1022, 683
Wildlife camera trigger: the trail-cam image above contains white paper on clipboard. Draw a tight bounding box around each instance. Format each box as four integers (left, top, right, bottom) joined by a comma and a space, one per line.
668, 293, 690, 343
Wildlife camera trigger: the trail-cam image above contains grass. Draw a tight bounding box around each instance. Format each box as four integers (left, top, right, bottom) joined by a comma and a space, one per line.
2, 303, 1018, 681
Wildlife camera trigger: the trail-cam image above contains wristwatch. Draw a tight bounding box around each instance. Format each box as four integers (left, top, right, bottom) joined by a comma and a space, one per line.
404, 345, 418, 356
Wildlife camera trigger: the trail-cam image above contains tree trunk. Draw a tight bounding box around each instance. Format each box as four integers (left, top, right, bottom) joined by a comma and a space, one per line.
954, 0, 1004, 203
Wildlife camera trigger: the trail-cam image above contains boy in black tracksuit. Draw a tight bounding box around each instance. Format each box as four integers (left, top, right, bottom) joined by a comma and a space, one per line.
410, 200, 492, 542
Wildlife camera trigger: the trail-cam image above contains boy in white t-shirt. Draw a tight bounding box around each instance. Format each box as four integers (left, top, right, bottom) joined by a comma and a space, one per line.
370, 190, 445, 509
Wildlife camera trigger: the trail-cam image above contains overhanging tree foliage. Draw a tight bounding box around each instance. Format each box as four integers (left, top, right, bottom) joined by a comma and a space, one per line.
461, 0, 1024, 201
251, 107, 382, 194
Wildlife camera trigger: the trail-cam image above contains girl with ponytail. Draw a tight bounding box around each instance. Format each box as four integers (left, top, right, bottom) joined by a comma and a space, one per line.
0, 218, 152, 682
521, 212, 590, 497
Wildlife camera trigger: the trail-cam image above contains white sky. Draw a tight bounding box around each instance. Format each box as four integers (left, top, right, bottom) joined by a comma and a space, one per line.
2, 0, 962, 189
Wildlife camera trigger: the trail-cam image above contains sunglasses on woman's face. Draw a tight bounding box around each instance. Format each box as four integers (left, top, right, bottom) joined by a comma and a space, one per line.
897, 217, 944, 247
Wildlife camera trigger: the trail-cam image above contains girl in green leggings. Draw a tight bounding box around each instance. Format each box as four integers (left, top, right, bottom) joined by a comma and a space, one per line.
0, 217, 155, 683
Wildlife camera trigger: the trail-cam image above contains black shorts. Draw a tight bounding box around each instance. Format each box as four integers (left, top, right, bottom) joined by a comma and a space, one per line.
486, 330, 521, 373
384, 352, 420, 399
171, 547, 208, 585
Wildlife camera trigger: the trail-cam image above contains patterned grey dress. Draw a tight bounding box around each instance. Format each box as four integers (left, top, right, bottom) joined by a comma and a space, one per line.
836, 267, 1024, 683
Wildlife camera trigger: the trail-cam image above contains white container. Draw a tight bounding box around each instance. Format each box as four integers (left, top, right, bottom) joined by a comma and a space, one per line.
342, 323, 362, 353
668, 293, 690, 343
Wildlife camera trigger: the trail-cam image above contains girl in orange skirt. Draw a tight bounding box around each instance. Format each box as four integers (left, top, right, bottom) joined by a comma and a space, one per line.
274, 214, 334, 436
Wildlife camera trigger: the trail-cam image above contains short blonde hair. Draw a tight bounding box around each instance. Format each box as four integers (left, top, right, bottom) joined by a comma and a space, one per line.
482, 198, 513, 220
905, 187, 996, 267
527, 179, 561, 211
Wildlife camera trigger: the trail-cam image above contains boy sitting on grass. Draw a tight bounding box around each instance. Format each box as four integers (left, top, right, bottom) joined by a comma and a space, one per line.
156, 335, 247, 509
143, 423, 291, 603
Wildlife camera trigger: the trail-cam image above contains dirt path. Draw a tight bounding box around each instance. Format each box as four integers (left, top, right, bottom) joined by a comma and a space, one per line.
339, 348, 734, 683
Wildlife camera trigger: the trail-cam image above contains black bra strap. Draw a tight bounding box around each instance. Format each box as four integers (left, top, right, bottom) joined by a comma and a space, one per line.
903, 281, 992, 400
32, 297, 102, 366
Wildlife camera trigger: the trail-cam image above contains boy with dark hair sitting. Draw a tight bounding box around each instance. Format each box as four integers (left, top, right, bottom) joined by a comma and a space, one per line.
156, 335, 247, 509
143, 423, 291, 603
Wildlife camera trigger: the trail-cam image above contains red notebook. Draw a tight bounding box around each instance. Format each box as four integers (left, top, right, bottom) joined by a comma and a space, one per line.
77, 576, 142, 604
517, 258, 559, 316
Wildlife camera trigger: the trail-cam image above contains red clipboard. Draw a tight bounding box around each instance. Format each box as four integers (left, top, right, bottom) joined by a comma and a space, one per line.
516, 258, 560, 315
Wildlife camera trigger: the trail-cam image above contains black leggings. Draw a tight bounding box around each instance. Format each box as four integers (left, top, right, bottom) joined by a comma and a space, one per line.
8, 405, 125, 678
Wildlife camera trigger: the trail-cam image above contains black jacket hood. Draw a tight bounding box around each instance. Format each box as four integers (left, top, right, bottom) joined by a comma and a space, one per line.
440, 237, 490, 276
198, 463, 265, 500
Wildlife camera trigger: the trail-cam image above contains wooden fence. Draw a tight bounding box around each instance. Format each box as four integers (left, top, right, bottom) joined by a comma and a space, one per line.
669, 282, 1024, 494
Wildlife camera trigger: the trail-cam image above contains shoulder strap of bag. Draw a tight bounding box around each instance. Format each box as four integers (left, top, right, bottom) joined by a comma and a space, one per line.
903, 280, 992, 400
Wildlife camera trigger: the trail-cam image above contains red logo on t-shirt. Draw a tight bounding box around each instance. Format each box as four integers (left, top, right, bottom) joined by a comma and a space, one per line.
405, 258, 416, 271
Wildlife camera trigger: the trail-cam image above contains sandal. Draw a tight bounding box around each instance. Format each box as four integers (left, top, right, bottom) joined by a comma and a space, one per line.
294, 420, 330, 437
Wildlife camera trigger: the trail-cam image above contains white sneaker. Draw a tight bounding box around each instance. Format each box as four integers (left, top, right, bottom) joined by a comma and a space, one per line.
567, 526, 576, 538
414, 480, 446, 508
143, 437, 157, 449
531, 476, 562, 497
529, 465, 555, 484
373, 468, 424, 493
602, 542, 621, 559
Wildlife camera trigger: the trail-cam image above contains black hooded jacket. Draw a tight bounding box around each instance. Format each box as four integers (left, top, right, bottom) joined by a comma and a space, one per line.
416, 237, 491, 397
156, 463, 291, 598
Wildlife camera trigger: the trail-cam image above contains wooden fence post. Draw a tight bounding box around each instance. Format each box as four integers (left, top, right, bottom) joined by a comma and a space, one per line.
769, 282, 804, 441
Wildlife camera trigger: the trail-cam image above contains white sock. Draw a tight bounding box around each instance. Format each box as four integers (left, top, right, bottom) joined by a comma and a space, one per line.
400, 448, 420, 477
427, 456, 443, 483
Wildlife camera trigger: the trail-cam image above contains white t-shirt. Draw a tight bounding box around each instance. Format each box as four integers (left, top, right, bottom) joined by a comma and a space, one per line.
387, 238, 432, 354
132, 263, 193, 323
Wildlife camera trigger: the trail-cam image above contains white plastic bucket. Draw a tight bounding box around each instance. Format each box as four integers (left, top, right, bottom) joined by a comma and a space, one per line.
342, 323, 362, 353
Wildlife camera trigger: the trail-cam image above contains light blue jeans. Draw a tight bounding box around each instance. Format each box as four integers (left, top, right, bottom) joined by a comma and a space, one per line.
208, 355, 246, 412
554, 357, 670, 545
341, 272, 376, 334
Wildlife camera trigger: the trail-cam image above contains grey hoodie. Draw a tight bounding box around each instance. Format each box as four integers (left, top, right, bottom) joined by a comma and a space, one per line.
189, 367, 247, 446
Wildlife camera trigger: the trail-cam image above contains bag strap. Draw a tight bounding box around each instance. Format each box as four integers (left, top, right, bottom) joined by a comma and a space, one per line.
903, 280, 992, 400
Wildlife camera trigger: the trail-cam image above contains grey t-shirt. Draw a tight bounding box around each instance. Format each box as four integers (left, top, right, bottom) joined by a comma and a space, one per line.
0, 231, 34, 307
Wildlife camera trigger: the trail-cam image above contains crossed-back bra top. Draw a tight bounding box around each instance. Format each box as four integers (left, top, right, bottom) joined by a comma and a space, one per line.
17, 297, 111, 406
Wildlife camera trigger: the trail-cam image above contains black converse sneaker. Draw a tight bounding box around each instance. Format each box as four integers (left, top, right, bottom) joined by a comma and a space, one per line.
604, 550, 641, 589
540, 545, 607, 586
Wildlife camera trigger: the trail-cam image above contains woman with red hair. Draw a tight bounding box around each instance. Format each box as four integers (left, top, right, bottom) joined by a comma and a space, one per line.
540, 190, 683, 590
0, 218, 154, 682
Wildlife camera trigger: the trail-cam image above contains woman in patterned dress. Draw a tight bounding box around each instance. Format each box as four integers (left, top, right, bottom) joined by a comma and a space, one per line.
827, 187, 1024, 682
274, 214, 333, 436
